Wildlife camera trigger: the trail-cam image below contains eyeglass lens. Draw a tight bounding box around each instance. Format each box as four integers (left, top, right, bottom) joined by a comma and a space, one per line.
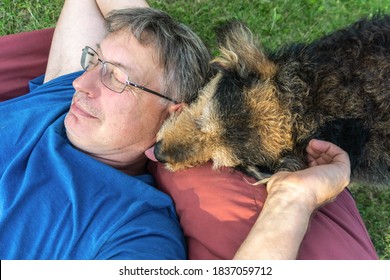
80, 46, 177, 102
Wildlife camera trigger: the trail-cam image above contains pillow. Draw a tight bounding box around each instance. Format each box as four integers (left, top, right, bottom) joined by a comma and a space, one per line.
0, 28, 54, 101
149, 161, 266, 259
148, 160, 379, 260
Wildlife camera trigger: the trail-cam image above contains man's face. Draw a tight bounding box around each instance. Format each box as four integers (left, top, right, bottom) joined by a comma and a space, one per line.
64, 31, 173, 174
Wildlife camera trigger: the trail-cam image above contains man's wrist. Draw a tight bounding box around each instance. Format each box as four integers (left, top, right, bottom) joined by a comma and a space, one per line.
266, 174, 318, 213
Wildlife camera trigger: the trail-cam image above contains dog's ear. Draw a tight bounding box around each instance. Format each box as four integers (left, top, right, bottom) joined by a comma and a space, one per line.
213, 20, 276, 80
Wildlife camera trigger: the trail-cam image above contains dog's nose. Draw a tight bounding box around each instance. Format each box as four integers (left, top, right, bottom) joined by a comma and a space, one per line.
154, 141, 167, 164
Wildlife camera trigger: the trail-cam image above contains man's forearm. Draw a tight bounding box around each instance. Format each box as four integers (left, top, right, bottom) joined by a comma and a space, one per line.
233, 193, 313, 260
45, 0, 150, 82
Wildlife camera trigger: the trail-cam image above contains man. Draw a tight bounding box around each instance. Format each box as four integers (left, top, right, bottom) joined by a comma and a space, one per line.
0, 0, 373, 259
0, 0, 209, 260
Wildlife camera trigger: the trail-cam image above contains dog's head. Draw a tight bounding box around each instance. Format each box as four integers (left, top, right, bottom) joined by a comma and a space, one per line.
154, 74, 240, 171
154, 21, 292, 174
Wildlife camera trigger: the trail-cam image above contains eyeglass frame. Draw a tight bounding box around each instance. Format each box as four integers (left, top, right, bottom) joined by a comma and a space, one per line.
80, 46, 178, 104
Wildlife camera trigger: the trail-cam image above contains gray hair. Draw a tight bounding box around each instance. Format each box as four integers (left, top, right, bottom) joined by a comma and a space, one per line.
105, 8, 212, 104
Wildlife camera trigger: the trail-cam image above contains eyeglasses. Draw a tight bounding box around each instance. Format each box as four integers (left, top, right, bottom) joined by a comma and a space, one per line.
80, 46, 178, 103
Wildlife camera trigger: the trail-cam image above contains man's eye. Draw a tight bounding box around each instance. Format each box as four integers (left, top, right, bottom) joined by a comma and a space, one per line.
112, 67, 128, 84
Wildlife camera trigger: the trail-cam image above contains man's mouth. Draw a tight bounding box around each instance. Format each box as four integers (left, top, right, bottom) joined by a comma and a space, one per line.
70, 100, 97, 119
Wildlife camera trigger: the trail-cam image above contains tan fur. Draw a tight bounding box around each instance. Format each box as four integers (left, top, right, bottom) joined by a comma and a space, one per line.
156, 74, 242, 171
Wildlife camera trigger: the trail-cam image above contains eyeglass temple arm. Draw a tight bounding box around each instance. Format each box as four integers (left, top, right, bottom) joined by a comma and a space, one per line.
126, 81, 179, 104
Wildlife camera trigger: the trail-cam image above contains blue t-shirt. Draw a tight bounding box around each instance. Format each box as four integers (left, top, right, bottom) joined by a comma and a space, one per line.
0, 72, 186, 259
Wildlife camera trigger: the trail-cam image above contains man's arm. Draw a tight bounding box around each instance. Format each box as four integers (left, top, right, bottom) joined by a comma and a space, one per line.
44, 0, 148, 83
233, 139, 351, 259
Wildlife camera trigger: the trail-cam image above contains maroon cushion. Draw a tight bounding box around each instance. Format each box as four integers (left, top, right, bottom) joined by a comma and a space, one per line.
0, 28, 54, 101
148, 161, 379, 260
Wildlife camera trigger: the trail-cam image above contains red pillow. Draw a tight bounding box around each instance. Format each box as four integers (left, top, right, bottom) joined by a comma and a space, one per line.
148, 160, 379, 260
0, 28, 54, 101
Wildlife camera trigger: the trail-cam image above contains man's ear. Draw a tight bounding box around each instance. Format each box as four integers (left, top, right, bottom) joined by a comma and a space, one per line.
167, 102, 186, 115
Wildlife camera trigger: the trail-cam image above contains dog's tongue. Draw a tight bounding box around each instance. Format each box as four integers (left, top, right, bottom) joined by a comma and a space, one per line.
145, 145, 158, 162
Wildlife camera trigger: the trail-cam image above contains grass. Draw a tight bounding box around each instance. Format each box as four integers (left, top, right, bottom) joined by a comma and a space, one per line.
0, 0, 63, 33
1, 0, 389, 259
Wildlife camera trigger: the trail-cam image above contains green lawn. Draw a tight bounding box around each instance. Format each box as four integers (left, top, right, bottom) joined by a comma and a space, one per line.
1, 0, 389, 259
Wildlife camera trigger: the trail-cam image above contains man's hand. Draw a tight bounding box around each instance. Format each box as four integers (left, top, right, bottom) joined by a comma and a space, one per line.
266, 139, 351, 210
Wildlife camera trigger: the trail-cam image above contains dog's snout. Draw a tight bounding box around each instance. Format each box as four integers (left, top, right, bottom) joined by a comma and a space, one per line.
154, 141, 167, 164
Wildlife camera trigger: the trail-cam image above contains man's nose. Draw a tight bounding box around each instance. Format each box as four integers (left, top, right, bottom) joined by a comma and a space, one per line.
72, 69, 101, 96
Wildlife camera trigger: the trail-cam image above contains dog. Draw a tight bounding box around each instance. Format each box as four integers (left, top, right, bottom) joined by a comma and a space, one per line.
153, 15, 390, 188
